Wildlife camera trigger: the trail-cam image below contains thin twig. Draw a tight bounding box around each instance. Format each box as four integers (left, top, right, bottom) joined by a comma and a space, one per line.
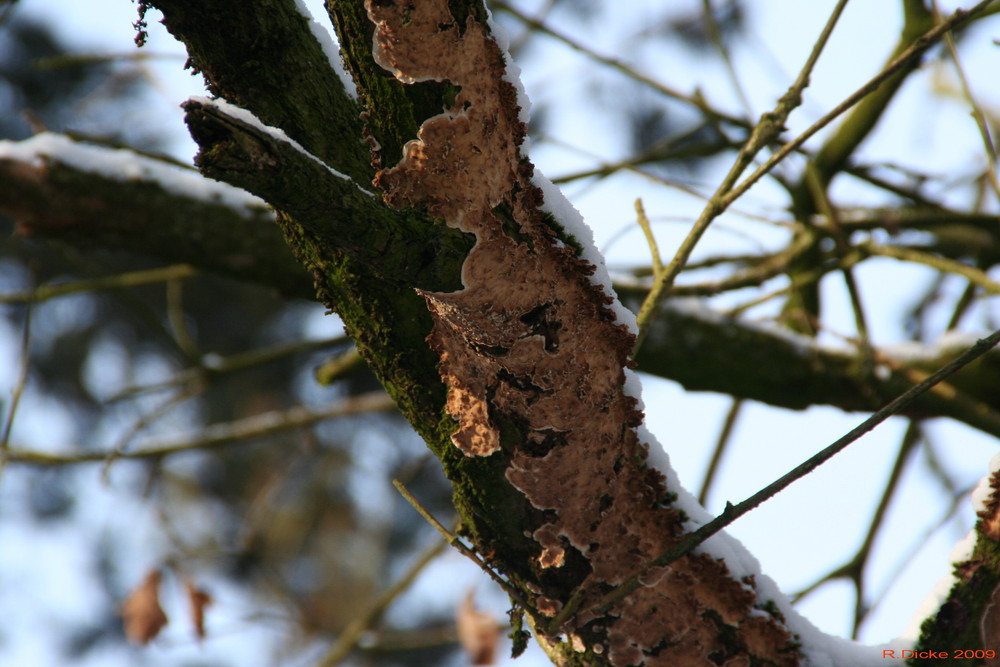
33, 51, 186, 68
3, 392, 395, 466
719, 0, 995, 215
634, 198, 663, 278
869, 478, 971, 607
700, 0, 753, 118
632, 0, 851, 353
805, 164, 875, 375
101, 385, 204, 482
550, 326, 1000, 632
0, 264, 199, 304
932, 0, 1000, 200
391, 480, 533, 612
317, 538, 449, 667
0, 305, 32, 476
862, 241, 1000, 295
109, 335, 350, 401
791, 422, 921, 637
697, 399, 743, 507
492, 1, 749, 130
166, 277, 200, 361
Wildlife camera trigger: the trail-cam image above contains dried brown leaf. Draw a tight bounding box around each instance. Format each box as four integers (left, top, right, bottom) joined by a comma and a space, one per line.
184, 579, 213, 640
456, 591, 500, 666
121, 570, 168, 644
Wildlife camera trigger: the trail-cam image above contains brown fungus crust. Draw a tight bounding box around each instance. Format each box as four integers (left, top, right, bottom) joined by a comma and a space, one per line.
977, 469, 1000, 543
365, 1, 801, 664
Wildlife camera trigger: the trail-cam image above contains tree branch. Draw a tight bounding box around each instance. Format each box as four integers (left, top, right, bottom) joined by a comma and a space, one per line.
4, 137, 1000, 435
0, 134, 312, 298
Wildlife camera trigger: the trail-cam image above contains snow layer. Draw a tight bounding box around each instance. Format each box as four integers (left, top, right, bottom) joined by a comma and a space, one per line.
0, 132, 268, 217
485, 9, 636, 337
485, 7, 533, 132
291, 0, 358, 100
881, 330, 982, 363
189, 97, 374, 197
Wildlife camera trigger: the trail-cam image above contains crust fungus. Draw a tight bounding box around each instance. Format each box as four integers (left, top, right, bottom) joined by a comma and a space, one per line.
365, 1, 801, 664
977, 469, 1000, 542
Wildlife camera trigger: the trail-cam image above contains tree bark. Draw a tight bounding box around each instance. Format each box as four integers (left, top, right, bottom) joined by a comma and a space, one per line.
5, 144, 1000, 438
3, 0, 1000, 664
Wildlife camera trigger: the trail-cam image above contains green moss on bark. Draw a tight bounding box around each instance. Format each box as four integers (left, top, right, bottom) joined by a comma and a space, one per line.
146, 0, 371, 181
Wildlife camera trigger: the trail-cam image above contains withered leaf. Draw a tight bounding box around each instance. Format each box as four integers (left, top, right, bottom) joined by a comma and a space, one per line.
184, 579, 213, 640
456, 591, 500, 666
121, 570, 168, 644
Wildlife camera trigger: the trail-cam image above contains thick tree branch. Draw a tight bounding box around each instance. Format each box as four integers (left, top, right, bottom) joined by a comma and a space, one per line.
181, 98, 473, 291
5, 0, 1000, 663
0, 135, 311, 298
621, 290, 1000, 437
3, 137, 1000, 438
140, 0, 371, 180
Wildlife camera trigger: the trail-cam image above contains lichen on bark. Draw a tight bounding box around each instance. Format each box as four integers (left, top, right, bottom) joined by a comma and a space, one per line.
363, 1, 801, 664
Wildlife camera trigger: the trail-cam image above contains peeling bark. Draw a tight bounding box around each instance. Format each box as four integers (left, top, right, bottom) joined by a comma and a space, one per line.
365, 2, 799, 664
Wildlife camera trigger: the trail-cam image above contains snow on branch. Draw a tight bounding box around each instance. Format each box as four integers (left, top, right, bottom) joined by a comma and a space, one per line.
0, 132, 268, 216
187, 97, 373, 197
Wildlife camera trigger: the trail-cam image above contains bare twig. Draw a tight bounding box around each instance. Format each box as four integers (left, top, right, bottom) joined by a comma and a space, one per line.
391, 480, 534, 614
492, 1, 749, 130
317, 538, 449, 667
700, 0, 754, 118
861, 241, 1000, 294
0, 305, 32, 475
805, 164, 875, 375
697, 399, 743, 507
110, 335, 350, 401
632, 0, 851, 353
791, 422, 922, 637
0, 264, 199, 304
932, 0, 1000, 200
101, 385, 204, 482
3, 391, 395, 466
721, 0, 995, 214
634, 198, 663, 278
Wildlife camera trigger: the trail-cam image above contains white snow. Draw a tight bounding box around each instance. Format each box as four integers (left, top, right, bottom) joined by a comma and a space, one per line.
291, 0, 359, 100
189, 97, 375, 197
0, 133, 269, 217
486, 8, 533, 132
530, 172, 640, 337
881, 330, 982, 363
